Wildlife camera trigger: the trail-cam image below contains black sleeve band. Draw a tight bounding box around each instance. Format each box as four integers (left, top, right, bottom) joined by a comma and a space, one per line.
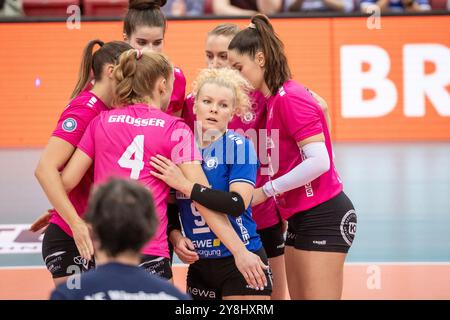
190, 183, 247, 218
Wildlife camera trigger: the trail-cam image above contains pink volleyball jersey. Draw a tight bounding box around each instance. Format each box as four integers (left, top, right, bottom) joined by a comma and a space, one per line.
77, 104, 201, 258
228, 91, 280, 229
266, 80, 343, 220
49, 91, 108, 237
181, 93, 196, 132
182, 90, 280, 229
82, 80, 94, 92
166, 67, 186, 116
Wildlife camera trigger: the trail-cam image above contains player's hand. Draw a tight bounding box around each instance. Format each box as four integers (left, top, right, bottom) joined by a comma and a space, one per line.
70, 219, 94, 262
252, 187, 268, 207
150, 155, 192, 194
174, 236, 199, 265
29, 210, 52, 233
234, 249, 269, 290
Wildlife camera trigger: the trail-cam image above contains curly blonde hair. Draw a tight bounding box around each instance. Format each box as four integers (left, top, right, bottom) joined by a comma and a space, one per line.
192, 68, 253, 118
113, 49, 173, 107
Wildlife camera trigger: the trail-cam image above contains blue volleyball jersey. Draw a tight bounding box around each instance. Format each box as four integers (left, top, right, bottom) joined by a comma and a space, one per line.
176, 130, 262, 259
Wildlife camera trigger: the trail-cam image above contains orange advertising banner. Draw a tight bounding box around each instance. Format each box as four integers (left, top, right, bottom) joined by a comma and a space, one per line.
333, 16, 450, 141
0, 16, 448, 147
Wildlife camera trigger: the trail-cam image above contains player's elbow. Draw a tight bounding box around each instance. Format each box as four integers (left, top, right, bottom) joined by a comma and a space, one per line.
304, 142, 331, 176
227, 192, 247, 218
61, 175, 77, 193
227, 206, 246, 218
34, 160, 48, 184
34, 165, 43, 182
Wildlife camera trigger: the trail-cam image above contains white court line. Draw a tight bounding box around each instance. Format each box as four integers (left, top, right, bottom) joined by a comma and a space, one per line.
0, 265, 47, 270
1, 262, 450, 270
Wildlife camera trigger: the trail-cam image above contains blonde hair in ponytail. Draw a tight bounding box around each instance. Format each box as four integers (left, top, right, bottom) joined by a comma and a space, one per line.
113, 49, 173, 106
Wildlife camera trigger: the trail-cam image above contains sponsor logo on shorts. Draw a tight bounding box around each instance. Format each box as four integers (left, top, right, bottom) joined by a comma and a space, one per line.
313, 240, 327, 246
276, 243, 285, 249
44, 251, 66, 274
340, 209, 357, 246
62, 118, 77, 132
74, 255, 90, 270
44, 251, 65, 264
47, 258, 62, 274
187, 286, 216, 299
286, 231, 296, 241
139, 257, 167, 277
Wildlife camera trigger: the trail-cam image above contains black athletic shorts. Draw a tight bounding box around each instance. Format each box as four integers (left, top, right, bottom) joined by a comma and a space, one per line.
42, 223, 95, 279
257, 221, 285, 258
139, 255, 173, 280
186, 247, 272, 300
285, 191, 357, 253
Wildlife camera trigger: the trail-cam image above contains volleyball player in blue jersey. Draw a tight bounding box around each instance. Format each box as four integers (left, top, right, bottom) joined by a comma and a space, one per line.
150, 68, 272, 300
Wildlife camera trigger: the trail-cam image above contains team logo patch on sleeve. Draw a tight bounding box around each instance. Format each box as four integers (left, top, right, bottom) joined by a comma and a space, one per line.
204, 156, 219, 170
62, 118, 77, 132
242, 111, 256, 124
